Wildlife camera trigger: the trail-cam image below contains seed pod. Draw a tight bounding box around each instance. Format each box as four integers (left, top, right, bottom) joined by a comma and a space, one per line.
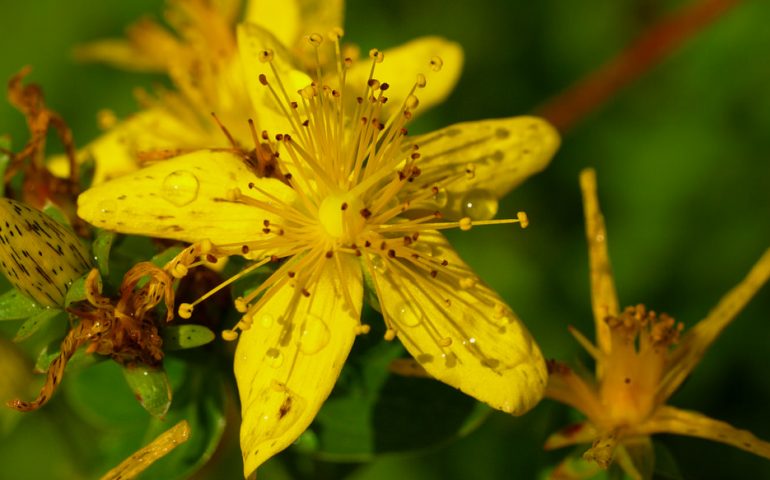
0, 198, 92, 307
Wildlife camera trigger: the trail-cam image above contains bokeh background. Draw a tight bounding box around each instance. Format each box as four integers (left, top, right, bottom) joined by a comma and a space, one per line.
1, 0, 769, 478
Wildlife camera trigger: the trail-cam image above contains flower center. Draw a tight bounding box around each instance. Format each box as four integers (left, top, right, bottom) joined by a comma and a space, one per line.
318, 193, 366, 242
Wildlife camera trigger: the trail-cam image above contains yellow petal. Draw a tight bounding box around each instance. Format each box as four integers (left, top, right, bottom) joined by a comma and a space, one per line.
49, 108, 213, 186
237, 22, 313, 134
235, 253, 362, 476
77, 150, 296, 245
0, 199, 92, 307
99, 420, 191, 480
659, 247, 770, 402
404, 116, 560, 219
346, 36, 463, 118
244, 0, 344, 52
367, 230, 546, 415
579, 168, 618, 360
639, 405, 770, 460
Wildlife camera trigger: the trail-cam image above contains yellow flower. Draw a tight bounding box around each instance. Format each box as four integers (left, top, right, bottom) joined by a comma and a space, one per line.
78, 28, 559, 476
544, 168, 770, 479
53, 0, 463, 185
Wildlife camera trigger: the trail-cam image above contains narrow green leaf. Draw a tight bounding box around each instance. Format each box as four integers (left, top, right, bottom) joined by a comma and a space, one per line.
0, 288, 45, 320
161, 325, 215, 350
34, 342, 102, 373
93, 229, 116, 277
122, 364, 172, 418
13, 308, 62, 342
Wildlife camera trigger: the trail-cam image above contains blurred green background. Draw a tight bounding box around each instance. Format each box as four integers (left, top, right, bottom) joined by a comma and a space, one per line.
1, 0, 769, 478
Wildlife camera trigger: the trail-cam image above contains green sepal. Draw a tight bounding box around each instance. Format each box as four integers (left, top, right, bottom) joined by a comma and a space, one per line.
122, 363, 173, 418
151, 246, 184, 268
42, 202, 71, 227
64, 271, 91, 307
93, 229, 116, 277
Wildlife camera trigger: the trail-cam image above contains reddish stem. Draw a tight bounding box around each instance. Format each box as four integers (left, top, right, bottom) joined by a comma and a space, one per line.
535, 0, 743, 132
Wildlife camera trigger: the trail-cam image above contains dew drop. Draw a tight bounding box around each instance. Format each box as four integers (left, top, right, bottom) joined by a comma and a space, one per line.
299, 315, 330, 354
265, 348, 284, 368
161, 170, 200, 207
432, 187, 448, 208
98, 200, 117, 215
252, 384, 306, 442
443, 351, 458, 368
260, 314, 275, 328
395, 302, 421, 327
412, 241, 434, 258
371, 255, 388, 274
461, 189, 498, 221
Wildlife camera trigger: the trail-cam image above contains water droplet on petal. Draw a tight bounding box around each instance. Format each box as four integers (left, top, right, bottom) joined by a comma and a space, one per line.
161, 170, 200, 207
412, 241, 434, 257
461, 189, 498, 220
371, 255, 388, 274
260, 314, 275, 328
443, 351, 458, 368
252, 382, 306, 442
432, 187, 449, 208
299, 315, 330, 354
99, 200, 117, 214
395, 302, 421, 327
265, 348, 284, 368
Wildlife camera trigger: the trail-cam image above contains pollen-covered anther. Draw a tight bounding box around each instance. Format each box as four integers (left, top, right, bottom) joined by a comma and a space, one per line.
465, 163, 477, 179
234, 297, 249, 313
439, 337, 453, 347
327, 27, 344, 41
258, 49, 274, 63
171, 263, 189, 278
222, 329, 239, 341
384, 328, 397, 341
355, 324, 371, 335
416, 73, 427, 88
368, 48, 384, 63
517, 211, 529, 229
178, 303, 194, 319
429, 55, 444, 72
306, 32, 324, 46
459, 217, 473, 231
405, 94, 420, 110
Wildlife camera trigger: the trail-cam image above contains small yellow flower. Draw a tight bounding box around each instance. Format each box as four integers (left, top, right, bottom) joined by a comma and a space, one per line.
54, 0, 463, 185
77, 30, 559, 476
544, 168, 770, 479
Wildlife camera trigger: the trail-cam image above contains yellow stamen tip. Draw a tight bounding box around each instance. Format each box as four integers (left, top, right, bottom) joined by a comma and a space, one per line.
384, 328, 397, 341
459, 217, 473, 231
221, 329, 239, 341
355, 324, 371, 335
517, 211, 529, 229
429, 55, 444, 72
258, 49, 274, 63
171, 263, 188, 278
234, 297, 248, 313
416, 73, 427, 88
405, 94, 420, 110
369, 48, 384, 63
439, 337, 452, 347
328, 27, 344, 41
178, 303, 194, 319
307, 32, 324, 46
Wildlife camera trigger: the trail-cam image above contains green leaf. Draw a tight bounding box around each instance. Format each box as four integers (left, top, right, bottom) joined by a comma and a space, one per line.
151, 246, 184, 268
34, 341, 102, 373
64, 272, 91, 307
122, 364, 173, 418
161, 325, 216, 350
13, 308, 63, 342
307, 312, 489, 461
93, 229, 116, 277
0, 288, 45, 320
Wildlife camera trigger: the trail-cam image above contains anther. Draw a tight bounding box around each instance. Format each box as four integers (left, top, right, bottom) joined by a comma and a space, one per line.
465, 163, 476, 179
258, 74, 268, 85
517, 211, 529, 229
355, 324, 371, 335
171, 263, 188, 278
178, 303, 194, 319
234, 297, 248, 313
222, 329, 239, 341
416, 73, 427, 88
459, 217, 473, 231
368, 48, 384, 63
258, 49, 274, 63
405, 95, 420, 110
429, 56, 444, 72
384, 328, 397, 341
439, 337, 452, 347
328, 27, 344, 41
307, 33, 324, 46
